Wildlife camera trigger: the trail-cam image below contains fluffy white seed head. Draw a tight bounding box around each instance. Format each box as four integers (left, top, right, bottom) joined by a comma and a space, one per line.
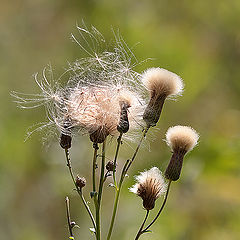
129, 167, 167, 210
66, 85, 144, 141
165, 125, 199, 153
142, 68, 184, 98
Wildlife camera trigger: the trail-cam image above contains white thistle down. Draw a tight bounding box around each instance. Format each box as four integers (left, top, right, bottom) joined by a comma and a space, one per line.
12, 26, 147, 143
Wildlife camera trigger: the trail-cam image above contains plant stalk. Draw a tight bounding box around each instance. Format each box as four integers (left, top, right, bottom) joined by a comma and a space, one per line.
141, 180, 172, 234
64, 149, 96, 232
113, 133, 123, 188
95, 140, 106, 240
135, 210, 150, 240
107, 127, 149, 240
65, 196, 74, 238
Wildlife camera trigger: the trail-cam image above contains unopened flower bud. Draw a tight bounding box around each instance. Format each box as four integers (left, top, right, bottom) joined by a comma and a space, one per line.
106, 160, 115, 172
117, 101, 130, 133
142, 68, 183, 127
76, 176, 86, 189
60, 134, 72, 149
164, 126, 199, 181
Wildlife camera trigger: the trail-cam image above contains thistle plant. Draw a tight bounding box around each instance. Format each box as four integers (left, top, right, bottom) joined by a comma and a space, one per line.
12, 25, 199, 240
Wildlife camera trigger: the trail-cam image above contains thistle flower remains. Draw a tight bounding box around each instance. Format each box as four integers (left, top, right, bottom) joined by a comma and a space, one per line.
165, 125, 199, 181
142, 68, 184, 127
130, 167, 167, 210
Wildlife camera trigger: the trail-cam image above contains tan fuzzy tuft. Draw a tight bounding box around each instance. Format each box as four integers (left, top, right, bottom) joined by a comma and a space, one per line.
165, 126, 199, 153
142, 68, 184, 98
129, 167, 166, 210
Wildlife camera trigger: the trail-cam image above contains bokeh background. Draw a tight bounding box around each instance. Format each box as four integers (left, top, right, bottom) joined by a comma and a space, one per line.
1, 0, 240, 239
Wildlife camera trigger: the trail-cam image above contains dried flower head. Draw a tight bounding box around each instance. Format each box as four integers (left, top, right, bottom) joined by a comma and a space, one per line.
165, 125, 199, 181
129, 167, 167, 210
66, 85, 144, 143
142, 68, 184, 127
165, 125, 199, 153
12, 26, 147, 144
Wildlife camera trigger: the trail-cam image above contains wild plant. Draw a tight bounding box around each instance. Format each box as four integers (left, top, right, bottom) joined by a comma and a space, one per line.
12, 25, 199, 240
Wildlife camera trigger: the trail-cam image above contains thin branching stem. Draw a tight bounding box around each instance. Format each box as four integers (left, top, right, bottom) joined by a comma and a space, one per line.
92, 143, 99, 193
113, 132, 123, 188
106, 160, 130, 240
64, 149, 96, 232
125, 127, 149, 172
65, 196, 74, 239
98, 140, 106, 205
95, 140, 106, 240
135, 210, 150, 240
107, 128, 149, 240
141, 180, 172, 234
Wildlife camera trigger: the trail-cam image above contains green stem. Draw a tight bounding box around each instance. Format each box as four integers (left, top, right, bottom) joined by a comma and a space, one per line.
107, 129, 148, 240
141, 180, 172, 234
98, 140, 106, 205
64, 149, 96, 232
113, 133, 123, 188
106, 160, 130, 240
135, 210, 150, 240
95, 140, 106, 240
65, 196, 74, 238
92, 143, 98, 193
125, 127, 149, 173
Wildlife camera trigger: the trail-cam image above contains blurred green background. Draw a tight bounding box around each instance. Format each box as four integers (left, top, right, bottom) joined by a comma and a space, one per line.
1, 0, 240, 239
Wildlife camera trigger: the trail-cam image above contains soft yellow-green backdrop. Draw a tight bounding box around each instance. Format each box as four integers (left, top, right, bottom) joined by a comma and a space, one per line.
1, 0, 240, 240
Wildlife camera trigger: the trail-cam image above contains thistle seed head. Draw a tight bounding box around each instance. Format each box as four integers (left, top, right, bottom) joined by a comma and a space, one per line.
165, 125, 199, 153
129, 167, 167, 210
142, 68, 184, 98
142, 68, 184, 127
12, 26, 147, 143
164, 126, 199, 181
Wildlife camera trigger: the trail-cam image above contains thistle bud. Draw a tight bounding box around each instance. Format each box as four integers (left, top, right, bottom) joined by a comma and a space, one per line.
60, 134, 72, 149
75, 176, 86, 189
164, 126, 199, 181
117, 101, 130, 133
130, 167, 167, 210
142, 68, 183, 127
106, 160, 115, 172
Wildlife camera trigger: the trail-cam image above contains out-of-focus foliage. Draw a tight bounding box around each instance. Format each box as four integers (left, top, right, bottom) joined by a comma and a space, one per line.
1, 0, 240, 239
